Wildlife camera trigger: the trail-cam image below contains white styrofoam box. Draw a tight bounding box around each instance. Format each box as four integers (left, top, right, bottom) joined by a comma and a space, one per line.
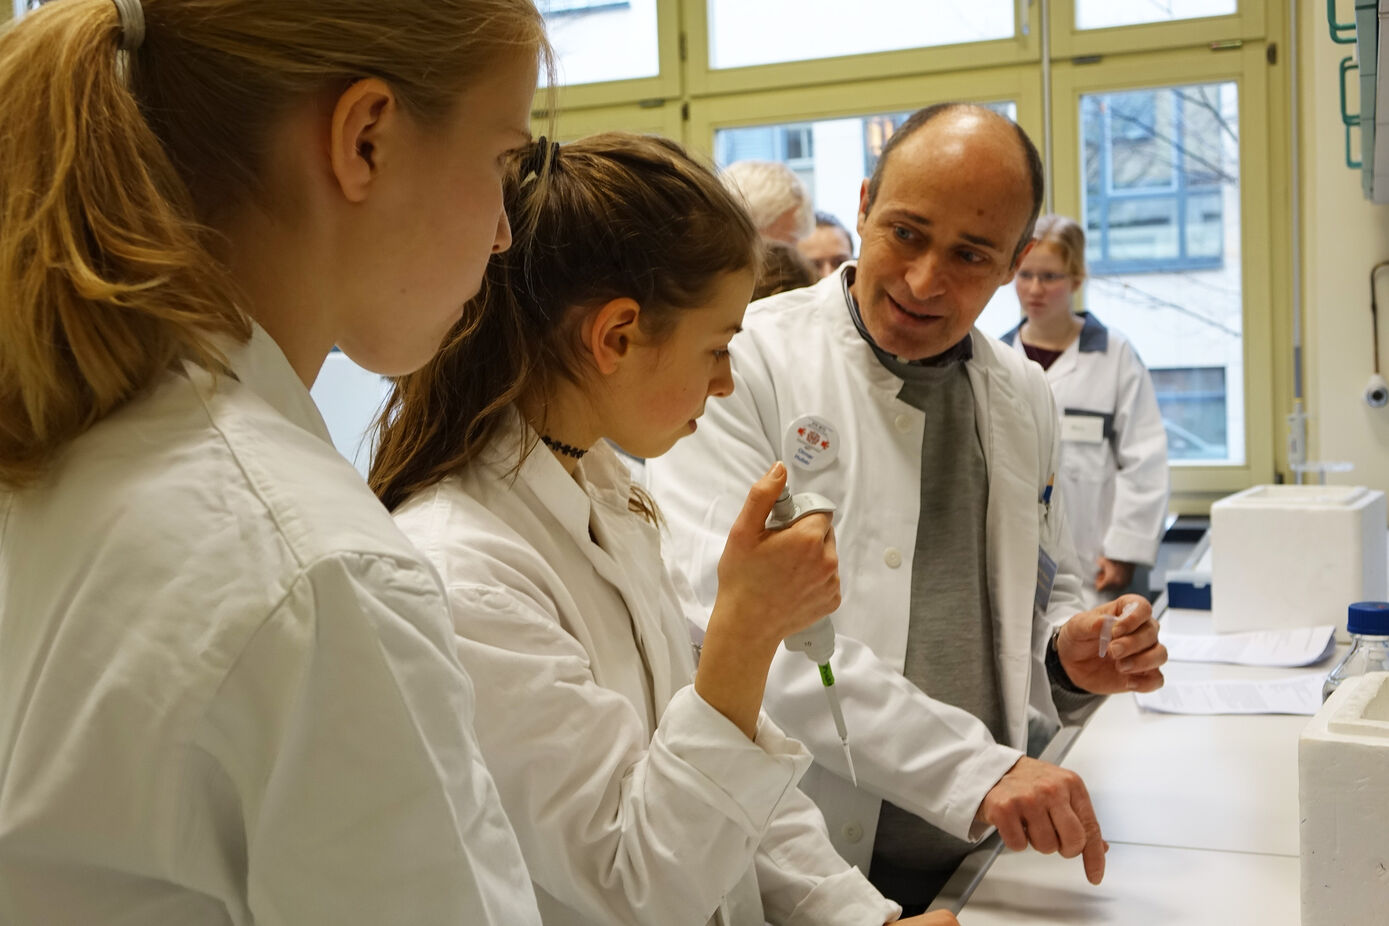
1210, 485, 1387, 634
1299, 672, 1389, 926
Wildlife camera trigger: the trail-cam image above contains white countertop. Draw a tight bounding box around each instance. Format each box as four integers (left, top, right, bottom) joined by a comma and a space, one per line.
934, 607, 1341, 925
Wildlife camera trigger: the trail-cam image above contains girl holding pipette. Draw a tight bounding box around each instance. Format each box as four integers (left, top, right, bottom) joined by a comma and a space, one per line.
370, 133, 955, 926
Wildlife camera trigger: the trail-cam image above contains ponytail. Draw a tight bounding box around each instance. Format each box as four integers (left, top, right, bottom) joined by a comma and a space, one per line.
0, 0, 247, 487
370, 133, 760, 514
0, 0, 549, 489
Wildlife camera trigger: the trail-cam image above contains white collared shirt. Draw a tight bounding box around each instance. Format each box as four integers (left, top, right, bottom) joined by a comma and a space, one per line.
0, 325, 539, 925
393, 419, 897, 926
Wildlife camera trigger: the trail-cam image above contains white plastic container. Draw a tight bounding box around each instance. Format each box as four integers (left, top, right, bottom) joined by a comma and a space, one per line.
1210, 485, 1387, 634
1299, 671, 1389, 926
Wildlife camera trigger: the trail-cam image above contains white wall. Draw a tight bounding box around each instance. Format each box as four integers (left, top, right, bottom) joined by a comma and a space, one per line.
1301, 1, 1389, 497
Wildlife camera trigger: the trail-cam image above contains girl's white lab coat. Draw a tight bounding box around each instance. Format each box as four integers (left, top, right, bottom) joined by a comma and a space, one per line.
0, 325, 540, 926
392, 420, 898, 926
647, 267, 1090, 872
1001, 313, 1170, 609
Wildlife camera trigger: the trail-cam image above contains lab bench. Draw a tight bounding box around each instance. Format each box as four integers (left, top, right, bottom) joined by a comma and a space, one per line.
927, 606, 1333, 925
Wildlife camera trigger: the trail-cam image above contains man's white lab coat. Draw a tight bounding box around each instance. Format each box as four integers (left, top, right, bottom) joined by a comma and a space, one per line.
648, 267, 1089, 872
393, 421, 899, 926
1001, 312, 1170, 609
0, 325, 539, 925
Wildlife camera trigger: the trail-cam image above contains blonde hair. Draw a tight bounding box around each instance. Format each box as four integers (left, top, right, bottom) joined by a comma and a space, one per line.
1031, 214, 1088, 281
0, 0, 550, 488
720, 160, 814, 242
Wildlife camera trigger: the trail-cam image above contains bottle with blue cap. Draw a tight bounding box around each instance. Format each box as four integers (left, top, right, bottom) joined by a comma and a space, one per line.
1322, 601, 1389, 701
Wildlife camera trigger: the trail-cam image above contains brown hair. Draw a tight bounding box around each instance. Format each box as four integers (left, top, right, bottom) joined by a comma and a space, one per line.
0, 0, 549, 487
370, 132, 760, 514
863, 102, 1045, 261
1030, 213, 1088, 281
753, 240, 817, 301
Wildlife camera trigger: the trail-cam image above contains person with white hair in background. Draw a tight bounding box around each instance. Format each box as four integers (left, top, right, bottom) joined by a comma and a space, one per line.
721, 159, 815, 244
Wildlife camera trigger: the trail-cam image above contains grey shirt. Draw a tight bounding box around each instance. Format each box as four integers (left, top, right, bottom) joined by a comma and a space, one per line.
866, 342, 1007, 890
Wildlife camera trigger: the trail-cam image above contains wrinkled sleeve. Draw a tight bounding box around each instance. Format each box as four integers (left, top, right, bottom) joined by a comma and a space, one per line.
192, 553, 541, 926
445, 577, 814, 926
754, 780, 901, 926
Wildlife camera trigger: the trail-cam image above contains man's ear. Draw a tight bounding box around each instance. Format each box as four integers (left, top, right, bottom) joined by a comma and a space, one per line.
328, 78, 398, 204
856, 177, 871, 236
583, 297, 643, 376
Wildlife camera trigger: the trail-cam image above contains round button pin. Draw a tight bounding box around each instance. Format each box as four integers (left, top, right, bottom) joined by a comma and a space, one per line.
783, 415, 840, 472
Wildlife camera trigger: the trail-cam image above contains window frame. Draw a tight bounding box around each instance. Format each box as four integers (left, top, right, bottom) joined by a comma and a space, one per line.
1050, 0, 1266, 59
538, 0, 683, 111
681, 0, 1040, 98
542, 100, 686, 144
686, 67, 1043, 165
1051, 45, 1276, 504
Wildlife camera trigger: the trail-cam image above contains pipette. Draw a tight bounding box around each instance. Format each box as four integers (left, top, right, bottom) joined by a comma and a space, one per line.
1098, 600, 1140, 658
767, 484, 857, 786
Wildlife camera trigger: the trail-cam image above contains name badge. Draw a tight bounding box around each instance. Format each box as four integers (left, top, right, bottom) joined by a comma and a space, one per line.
1060, 413, 1106, 444
1035, 547, 1058, 613
784, 415, 840, 472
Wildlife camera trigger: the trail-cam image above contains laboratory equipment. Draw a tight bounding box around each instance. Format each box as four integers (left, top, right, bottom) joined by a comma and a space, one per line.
1210, 485, 1387, 636
1299, 670, 1389, 926
766, 484, 856, 786
1364, 261, 1389, 406
1098, 600, 1139, 658
1323, 601, 1389, 700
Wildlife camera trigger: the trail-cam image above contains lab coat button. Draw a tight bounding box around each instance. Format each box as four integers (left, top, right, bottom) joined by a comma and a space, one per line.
894, 413, 912, 433
884, 548, 902, 568
842, 822, 864, 844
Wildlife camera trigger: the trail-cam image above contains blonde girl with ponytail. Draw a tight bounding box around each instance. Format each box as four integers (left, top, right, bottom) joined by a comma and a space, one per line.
0, 1, 551, 922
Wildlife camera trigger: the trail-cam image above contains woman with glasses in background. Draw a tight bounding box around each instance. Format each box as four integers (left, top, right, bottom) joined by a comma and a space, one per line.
1001, 215, 1170, 609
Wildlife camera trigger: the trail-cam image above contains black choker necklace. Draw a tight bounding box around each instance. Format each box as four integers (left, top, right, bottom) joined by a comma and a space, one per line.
540, 434, 587, 459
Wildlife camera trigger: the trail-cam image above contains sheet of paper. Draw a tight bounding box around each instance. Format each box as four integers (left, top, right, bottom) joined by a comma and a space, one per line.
1162, 625, 1336, 667
1134, 673, 1327, 716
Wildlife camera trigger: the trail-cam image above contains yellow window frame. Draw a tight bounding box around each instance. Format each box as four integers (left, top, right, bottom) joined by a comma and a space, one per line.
681, 0, 1040, 98
1050, 0, 1267, 60
539, 0, 684, 111
1049, 44, 1278, 510
685, 66, 1043, 165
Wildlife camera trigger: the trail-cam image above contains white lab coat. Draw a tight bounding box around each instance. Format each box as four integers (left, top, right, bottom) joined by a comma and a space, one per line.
647, 266, 1089, 872
0, 324, 539, 925
392, 419, 899, 926
1000, 313, 1170, 609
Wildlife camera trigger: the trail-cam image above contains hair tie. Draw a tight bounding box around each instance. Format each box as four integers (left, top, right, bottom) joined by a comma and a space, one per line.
111, 0, 145, 52
519, 136, 560, 188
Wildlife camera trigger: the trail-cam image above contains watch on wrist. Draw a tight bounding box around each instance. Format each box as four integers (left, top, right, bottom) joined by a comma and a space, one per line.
1046, 627, 1087, 694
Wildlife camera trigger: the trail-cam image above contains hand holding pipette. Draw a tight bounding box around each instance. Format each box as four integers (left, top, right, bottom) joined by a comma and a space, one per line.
766, 483, 856, 786
700, 462, 840, 740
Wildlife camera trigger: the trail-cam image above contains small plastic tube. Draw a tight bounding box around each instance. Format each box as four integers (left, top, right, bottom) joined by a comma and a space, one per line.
1099, 600, 1140, 658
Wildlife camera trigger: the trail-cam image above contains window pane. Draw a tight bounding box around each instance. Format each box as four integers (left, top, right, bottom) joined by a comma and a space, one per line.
1079, 80, 1243, 465
540, 0, 658, 87
714, 102, 1018, 243
707, 0, 1014, 71
1076, 0, 1237, 31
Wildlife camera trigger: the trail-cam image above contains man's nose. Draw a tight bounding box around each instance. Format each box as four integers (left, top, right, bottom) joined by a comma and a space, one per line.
904, 250, 947, 301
